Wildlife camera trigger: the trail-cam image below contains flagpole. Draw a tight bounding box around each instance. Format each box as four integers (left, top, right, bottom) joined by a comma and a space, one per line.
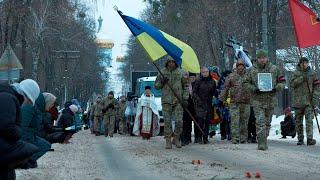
151, 61, 205, 136
289, 0, 320, 135
114, 7, 205, 136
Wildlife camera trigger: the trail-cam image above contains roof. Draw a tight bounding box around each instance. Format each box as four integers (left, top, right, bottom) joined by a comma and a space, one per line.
96, 39, 114, 49
0, 45, 23, 70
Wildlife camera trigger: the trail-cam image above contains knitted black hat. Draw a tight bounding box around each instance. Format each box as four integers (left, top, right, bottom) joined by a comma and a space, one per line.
299, 57, 309, 64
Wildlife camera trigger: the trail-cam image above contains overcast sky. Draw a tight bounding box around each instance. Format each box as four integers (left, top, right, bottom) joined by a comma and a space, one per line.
94, 0, 146, 58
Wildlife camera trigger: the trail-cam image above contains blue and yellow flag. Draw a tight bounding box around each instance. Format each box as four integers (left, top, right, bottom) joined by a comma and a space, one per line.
118, 11, 200, 73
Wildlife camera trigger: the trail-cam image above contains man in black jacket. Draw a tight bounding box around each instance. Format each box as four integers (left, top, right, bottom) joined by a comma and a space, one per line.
0, 82, 39, 180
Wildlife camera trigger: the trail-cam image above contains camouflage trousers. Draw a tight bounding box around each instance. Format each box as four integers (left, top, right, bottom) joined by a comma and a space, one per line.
119, 116, 127, 134
295, 106, 314, 140
254, 106, 273, 149
94, 116, 103, 133
230, 103, 250, 143
104, 115, 116, 137
162, 104, 183, 139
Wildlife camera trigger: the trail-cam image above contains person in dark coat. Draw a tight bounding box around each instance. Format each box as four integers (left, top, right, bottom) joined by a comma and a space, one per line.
217, 70, 232, 141
192, 67, 217, 144
0, 81, 40, 179
181, 72, 196, 146
20, 93, 52, 169
247, 107, 257, 143
57, 104, 78, 144
39, 92, 65, 144
280, 107, 296, 138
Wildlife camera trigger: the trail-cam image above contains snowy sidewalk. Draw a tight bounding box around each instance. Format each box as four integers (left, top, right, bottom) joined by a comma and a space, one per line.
16, 130, 106, 180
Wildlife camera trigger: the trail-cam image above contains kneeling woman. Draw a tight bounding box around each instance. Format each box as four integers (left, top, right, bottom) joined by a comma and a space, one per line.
133, 86, 160, 139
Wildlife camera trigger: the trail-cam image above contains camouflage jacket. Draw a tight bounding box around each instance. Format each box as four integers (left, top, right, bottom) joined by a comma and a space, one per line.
290, 66, 317, 108
219, 70, 250, 104
155, 67, 189, 105
93, 101, 104, 117
101, 97, 119, 116
118, 100, 127, 119
243, 61, 285, 108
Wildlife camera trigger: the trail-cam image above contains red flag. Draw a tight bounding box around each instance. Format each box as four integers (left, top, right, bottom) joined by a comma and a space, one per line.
288, 0, 320, 48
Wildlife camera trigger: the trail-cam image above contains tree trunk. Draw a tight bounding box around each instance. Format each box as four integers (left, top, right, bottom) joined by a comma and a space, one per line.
262, 0, 268, 51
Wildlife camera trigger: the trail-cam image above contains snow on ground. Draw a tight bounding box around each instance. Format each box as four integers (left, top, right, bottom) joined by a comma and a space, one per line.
16, 131, 107, 180
15, 114, 320, 180
269, 115, 320, 141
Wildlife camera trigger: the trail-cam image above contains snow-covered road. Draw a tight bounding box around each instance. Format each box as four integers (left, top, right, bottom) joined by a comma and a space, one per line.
17, 129, 320, 180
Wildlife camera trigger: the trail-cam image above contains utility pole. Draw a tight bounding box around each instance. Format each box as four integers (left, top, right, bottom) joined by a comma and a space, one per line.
52, 50, 80, 103
262, 0, 268, 51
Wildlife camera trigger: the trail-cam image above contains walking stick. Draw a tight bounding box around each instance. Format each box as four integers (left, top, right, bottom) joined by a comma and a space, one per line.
151, 62, 205, 136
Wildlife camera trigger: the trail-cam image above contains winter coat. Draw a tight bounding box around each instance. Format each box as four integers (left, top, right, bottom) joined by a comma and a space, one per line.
118, 100, 127, 119
93, 101, 104, 117
155, 67, 189, 105
57, 108, 75, 129
192, 76, 216, 118
290, 66, 317, 108
21, 103, 40, 143
243, 61, 285, 108
0, 84, 23, 146
219, 70, 250, 104
101, 97, 119, 116
0, 84, 39, 166
35, 93, 52, 138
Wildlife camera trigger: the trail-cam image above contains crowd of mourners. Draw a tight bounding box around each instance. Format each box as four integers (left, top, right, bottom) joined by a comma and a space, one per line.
87, 49, 319, 152
1, 49, 319, 180
0, 79, 84, 179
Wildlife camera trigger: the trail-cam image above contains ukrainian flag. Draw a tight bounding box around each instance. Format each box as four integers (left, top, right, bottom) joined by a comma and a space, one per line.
118, 10, 200, 73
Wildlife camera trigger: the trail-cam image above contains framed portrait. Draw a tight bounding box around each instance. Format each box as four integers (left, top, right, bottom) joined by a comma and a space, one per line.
258, 73, 273, 92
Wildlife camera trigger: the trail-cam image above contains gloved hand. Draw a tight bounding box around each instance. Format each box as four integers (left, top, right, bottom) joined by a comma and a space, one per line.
255, 89, 262, 94
162, 77, 169, 84
183, 100, 188, 107
108, 104, 114, 109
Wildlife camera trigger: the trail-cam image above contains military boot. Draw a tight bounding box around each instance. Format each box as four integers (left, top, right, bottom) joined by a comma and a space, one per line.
257, 137, 268, 151
165, 138, 172, 149
307, 139, 316, 146
297, 139, 304, 145
174, 135, 182, 148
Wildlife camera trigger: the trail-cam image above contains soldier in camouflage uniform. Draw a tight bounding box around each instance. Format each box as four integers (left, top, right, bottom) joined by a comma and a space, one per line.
219, 60, 250, 144
244, 50, 285, 150
155, 58, 189, 149
101, 91, 119, 137
93, 96, 104, 136
290, 57, 317, 146
118, 95, 127, 135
